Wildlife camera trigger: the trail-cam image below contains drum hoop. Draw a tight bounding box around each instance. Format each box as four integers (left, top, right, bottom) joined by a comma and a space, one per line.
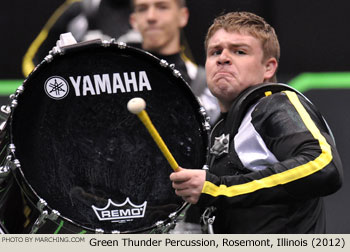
4, 39, 209, 233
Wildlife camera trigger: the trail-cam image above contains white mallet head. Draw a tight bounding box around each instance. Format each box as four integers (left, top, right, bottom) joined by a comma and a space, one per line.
127, 97, 146, 114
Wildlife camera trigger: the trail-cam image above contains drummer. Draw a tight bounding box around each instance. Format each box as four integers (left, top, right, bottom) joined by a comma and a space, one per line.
169, 11, 343, 234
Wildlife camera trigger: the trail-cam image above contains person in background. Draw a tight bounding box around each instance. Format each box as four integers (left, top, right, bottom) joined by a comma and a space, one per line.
170, 11, 343, 233
129, 0, 220, 125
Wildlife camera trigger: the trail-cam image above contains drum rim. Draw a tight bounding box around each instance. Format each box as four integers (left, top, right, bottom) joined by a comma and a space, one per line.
4, 39, 209, 233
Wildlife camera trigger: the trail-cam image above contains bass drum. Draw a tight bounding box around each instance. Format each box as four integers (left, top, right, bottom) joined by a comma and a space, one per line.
0, 40, 209, 234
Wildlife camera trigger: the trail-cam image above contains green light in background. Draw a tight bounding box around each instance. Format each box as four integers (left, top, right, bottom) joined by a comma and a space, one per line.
1, 72, 350, 96
0, 80, 23, 95
289, 72, 350, 92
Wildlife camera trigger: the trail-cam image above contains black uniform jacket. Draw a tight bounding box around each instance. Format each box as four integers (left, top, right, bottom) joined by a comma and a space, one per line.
197, 89, 343, 233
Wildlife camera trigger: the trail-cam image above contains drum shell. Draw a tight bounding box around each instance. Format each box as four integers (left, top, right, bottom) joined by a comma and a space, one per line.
0, 41, 209, 233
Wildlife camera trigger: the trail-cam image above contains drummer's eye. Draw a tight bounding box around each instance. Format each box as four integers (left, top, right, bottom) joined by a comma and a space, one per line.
235, 50, 246, 55
157, 3, 170, 10
211, 49, 222, 56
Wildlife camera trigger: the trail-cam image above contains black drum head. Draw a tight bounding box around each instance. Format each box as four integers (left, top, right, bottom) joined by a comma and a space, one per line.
11, 42, 208, 233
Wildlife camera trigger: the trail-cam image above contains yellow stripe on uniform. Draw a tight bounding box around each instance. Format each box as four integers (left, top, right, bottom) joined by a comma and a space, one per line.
22, 0, 81, 77
202, 90, 333, 197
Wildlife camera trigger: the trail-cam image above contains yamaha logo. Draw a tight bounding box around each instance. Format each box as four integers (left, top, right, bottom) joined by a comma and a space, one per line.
44, 71, 152, 100
92, 198, 147, 223
44, 76, 70, 100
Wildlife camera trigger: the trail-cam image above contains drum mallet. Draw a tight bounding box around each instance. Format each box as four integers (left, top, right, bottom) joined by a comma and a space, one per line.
127, 97, 180, 172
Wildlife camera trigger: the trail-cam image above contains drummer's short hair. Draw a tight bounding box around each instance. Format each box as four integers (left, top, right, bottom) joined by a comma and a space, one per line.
205, 12, 280, 64
131, 0, 187, 9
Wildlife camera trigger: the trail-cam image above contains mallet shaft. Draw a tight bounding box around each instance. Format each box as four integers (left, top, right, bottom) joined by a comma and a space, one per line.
137, 110, 179, 172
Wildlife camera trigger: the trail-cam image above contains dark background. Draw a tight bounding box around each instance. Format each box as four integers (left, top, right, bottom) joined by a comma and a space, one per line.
186, 0, 350, 83
1, 0, 349, 233
0, 0, 63, 78
2, 0, 350, 81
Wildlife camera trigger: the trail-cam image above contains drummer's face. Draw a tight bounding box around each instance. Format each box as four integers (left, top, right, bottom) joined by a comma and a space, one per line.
130, 0, 189, 55
205, 29, 277, 112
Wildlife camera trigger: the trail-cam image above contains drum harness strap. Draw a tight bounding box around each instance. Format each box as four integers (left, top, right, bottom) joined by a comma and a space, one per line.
200, 83, 334, 234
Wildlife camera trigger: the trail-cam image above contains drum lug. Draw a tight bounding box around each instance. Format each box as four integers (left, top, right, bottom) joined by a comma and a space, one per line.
203, 120, 211, 132
116, 41, 127, 49
155, 220, 177, 233
0, 165, 10, 176
4, 146, 18, 171
0, 155, 11, 172
12, 159, 21, 169
8, 144, 16, 155
160, 59, 169, 68
44, 54, 54, 63
172, 69, 182, 78
50, 210, 60, 220
0, 156, 16, 184
168, 211, 177, 220
37, 198, 48, 212
0, 105, 10, 132
166, 62, 182, 77
199, 107, 211, 132
102, 40, 111, 47
1, 85, 23, 119
0, 105, 11, 115
51, 46, 63, 56
155, 220, 165, 230
10, 99, 18, 109
15, 85, 24, 95
0, 165, 10, 184
199, 106, 207, 118
95, 228, 104, 234
2, 156, 20, 173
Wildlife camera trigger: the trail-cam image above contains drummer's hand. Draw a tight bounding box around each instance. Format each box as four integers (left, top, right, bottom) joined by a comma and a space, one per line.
169, 167, 206, 204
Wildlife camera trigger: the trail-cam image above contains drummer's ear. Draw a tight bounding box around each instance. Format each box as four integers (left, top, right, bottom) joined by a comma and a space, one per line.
178, 7, 189, 28
129, 13, 138, 31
